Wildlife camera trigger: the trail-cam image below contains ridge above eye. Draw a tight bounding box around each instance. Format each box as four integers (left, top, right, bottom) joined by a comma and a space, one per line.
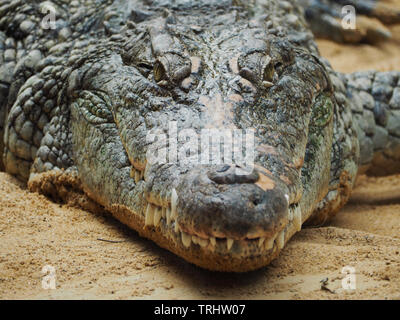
148, 17, 192, 87
153, 53, 192, 86
238, 52, 275, 87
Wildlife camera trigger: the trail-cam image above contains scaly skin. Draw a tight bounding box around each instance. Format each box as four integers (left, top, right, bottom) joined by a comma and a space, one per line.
0, 0, 399, 272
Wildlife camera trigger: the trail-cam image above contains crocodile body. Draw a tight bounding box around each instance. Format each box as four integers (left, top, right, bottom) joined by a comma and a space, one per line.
1, 0, 400, 272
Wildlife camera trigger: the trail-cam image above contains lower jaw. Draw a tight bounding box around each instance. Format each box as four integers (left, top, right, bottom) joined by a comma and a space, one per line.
107, 195, 304, 272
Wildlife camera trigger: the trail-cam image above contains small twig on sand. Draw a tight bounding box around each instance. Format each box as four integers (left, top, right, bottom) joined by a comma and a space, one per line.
97, 238, 126, 243
320, 277, 336, 294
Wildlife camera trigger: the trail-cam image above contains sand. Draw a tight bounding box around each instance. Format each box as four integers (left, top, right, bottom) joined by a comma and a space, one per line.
317, 24, 400, 73
1, 26, 400, 300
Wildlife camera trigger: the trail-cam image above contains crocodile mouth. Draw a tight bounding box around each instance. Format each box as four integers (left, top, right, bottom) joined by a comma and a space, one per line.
129, 165, 302, 261
142, 195, 302, 255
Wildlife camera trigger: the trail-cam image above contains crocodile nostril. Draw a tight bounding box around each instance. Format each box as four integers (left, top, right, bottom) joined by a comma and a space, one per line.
208, 165, 259, 184
252, 197, 262, 206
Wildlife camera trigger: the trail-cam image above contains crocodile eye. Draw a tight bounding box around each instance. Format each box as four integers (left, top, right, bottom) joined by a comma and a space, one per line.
238, 53, 275, 88
153, 54, 192, 86
262, 58, 274, 83
154, 60, 167, 83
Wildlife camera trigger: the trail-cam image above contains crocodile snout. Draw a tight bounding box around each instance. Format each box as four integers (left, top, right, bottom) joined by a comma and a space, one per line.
176, 166, 289, 242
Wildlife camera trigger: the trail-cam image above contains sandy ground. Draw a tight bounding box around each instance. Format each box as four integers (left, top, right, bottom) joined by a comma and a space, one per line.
1, 26, 400, 300
317, 23, 400, 73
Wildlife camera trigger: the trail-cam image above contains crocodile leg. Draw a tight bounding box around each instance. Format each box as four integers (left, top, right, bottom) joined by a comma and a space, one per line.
301, 0, 400, 43
0, 0, 116, 178
0, 36, 7, 171
3, 62, 63, 180
0, 46, 44, 177
0, 1, 53, 173
0, 29, 40, 172
341, 71, 400, 176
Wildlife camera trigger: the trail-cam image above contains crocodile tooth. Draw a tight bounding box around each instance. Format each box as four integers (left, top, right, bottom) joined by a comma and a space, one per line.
181, 232, 192, 248
276, 230, 285, 249
258, 237, 265, 248
262, 80, 274, 88
264, 237, 274, 250
144, 164, 150, 178
157, 80, 169, 87
208, 239, 216, 252
288, 208, 294, 221
145, 204, 154, 226
160, 195, 167, 208
154, 207, 162, 226
198, 238, 209, 248
161, 207, 166, 219
294, 207, 302, 232
135, 170, 141, 183
284, 194, 289, 203
227, 238, 234, 251
174, 221, 179, 233
210, 237, 216, 247
192, 235, 199, 245
166, 208, 171, 225
171, 188, 178, 220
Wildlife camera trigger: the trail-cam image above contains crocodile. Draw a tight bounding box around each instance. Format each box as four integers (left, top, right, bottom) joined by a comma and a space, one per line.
1, 0, 400, 272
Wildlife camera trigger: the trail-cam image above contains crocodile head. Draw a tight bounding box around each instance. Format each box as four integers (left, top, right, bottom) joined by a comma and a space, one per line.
67, 8, 334, 271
